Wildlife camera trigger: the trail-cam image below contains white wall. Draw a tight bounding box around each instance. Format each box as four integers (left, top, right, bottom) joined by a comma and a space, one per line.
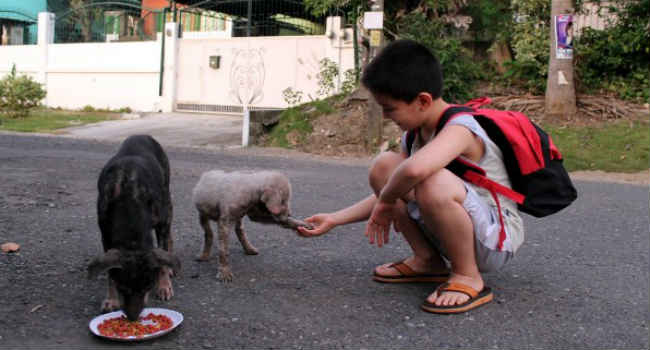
175, 35, 354, 109
45, 41, 161, 111
0, 14, 354, 112
0, 45, 40, 80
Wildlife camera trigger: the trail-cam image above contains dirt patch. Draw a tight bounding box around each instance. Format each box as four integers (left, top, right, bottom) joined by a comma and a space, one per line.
295, 98, 401, 158
570, 169, 649, 186
264, 92, 649, 185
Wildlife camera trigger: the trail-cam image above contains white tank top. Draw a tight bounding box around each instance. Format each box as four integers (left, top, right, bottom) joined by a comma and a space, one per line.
402, 114, 525, 252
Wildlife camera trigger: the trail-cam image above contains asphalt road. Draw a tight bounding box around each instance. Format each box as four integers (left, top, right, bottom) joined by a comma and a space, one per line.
0, 133, 648, 349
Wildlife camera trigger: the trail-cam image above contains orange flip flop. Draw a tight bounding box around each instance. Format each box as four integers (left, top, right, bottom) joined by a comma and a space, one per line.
420, 282, 493, 314
372, 260, 450, 283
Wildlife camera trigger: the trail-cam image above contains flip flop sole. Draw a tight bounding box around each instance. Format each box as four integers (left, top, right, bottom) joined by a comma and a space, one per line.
372, 274, 450, 283
420, 287, 493, 314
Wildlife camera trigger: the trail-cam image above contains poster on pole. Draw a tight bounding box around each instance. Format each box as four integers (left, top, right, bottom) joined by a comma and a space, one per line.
363, 11, 383, 29
555, 14, 574, 59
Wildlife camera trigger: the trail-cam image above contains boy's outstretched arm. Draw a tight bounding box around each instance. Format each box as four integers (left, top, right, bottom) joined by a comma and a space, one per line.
297, 194, 377, 237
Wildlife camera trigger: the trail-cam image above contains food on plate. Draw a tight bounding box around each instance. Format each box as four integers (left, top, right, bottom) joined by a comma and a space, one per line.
97, 313, 173, 338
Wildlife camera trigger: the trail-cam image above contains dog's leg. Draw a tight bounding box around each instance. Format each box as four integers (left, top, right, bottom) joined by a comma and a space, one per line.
235, 219, 259, 255
101, 278, 121, 313
197, 213, 214, 261
156, 266, 174, 301
216, 219, 233, 282
164, 204, 174, 253
154, 204, 174, 301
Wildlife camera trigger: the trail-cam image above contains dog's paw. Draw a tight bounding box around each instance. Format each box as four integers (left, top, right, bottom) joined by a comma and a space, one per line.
101, 298, 120, 313
244, 246, 259, 255
156, 269, 174, 300
156, 280, 174, 301
196, 254, 211, 262
216, 267, 233, 283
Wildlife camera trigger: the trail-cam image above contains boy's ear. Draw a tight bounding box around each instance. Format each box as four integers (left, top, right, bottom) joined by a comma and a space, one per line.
416, 92, 434, 110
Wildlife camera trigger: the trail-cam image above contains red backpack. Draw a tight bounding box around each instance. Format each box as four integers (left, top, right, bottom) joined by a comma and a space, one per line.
405, 97, 578, 219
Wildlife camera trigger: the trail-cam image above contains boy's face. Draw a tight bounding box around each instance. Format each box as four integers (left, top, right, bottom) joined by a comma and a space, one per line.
372, 93, 428, 131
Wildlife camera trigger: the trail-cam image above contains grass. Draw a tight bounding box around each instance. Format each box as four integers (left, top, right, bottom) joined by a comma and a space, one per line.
266, 99, 649, 173
2, 105, 648, 174
0, 109, 120, 133
265, 99, 336, 148
542, 119, 649, 173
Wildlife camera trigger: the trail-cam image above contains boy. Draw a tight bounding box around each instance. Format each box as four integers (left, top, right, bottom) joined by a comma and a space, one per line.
297, 39, 524, 314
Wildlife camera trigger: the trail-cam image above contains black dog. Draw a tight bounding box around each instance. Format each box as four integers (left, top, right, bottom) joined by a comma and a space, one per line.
88, 135, 180, 321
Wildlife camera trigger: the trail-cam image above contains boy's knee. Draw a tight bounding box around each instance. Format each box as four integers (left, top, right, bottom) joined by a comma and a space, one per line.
368, 151, 403, 192
414, 170, 464, 209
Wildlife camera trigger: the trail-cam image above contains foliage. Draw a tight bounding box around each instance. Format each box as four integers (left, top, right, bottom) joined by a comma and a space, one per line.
340, 68, 359, 95
465, 0, 513, 42
316, 58, 340, 97
65, 0, 104, 42
304, 0, 363, 17
503, 0, 550, 95
397, 12, 485, 103
265, 99, 335, 148
283, 59, 358, 106
0, 65, 47, 119
282, 87, 304, 107
81, 105, 133, 113
574, 0, 650, 102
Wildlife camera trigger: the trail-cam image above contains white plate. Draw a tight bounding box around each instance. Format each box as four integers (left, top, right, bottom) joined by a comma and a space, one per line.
89, 307, 183, 342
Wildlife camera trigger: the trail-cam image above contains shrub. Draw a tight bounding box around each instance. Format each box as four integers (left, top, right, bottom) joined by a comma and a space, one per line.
503, 0, 550, 95
0, 65, 47, 118
574, 0, 650, 102
398, 12, 485, 103
340, 68, 359, 95
316, 58, 340, 98
282, 87, 304, 107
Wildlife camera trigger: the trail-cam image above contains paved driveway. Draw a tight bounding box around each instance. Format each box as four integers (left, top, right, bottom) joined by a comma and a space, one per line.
0, 132, 648, 349
61, 112, 244, 149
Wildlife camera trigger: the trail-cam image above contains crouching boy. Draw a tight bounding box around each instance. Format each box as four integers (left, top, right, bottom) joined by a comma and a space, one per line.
298, 39, 524, 314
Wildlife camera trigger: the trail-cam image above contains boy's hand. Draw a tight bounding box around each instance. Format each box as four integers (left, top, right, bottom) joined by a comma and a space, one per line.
365, 200, 397, 247
297, 214, 335, 237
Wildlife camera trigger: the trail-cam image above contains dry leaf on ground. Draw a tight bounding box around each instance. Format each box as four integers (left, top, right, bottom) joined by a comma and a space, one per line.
1, 242, 20, 253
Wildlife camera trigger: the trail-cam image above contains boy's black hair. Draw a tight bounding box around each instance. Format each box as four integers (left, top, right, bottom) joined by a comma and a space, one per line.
361, 39, 443, 102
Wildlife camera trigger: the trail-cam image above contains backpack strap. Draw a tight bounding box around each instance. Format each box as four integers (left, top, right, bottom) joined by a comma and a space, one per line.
405, 105, 474, 156
437, 105, 475, 130
463, 97, 492, 109
402, 101, 525, 251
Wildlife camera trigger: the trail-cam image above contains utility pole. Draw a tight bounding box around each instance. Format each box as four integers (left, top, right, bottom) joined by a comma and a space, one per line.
364, 0, 383, 152
545, 0, 577, 120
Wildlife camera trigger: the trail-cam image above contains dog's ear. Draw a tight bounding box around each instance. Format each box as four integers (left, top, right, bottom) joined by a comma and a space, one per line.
261, 173, 292, 215
87, 249, 122, 279
260, 186, 283, 215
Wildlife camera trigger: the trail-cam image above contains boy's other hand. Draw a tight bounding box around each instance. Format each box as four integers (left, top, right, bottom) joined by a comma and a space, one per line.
297, 214, 335, 237
365, 201, 397, 247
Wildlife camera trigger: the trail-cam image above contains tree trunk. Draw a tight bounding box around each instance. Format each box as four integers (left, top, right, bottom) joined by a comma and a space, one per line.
545, 0, 577, 120
365, 0, 384, 152
81, 12, 93, 42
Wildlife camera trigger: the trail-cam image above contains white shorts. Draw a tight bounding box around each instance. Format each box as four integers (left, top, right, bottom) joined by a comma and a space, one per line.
406, 183, 514, 273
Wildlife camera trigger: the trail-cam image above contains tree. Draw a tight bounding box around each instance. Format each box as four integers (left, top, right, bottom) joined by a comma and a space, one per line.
67, 0, 103, 42
544, 0, 576, 120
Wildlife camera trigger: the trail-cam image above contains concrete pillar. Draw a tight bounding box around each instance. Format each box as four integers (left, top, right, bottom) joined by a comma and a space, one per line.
37, 12, 55, 106
325, 16, 343, 93
242, 105, 250, 147
161, 22, 179, 112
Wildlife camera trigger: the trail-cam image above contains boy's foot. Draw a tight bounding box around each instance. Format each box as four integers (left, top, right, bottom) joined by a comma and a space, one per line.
373, 256, 450, 283
421, 274, 492, 314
